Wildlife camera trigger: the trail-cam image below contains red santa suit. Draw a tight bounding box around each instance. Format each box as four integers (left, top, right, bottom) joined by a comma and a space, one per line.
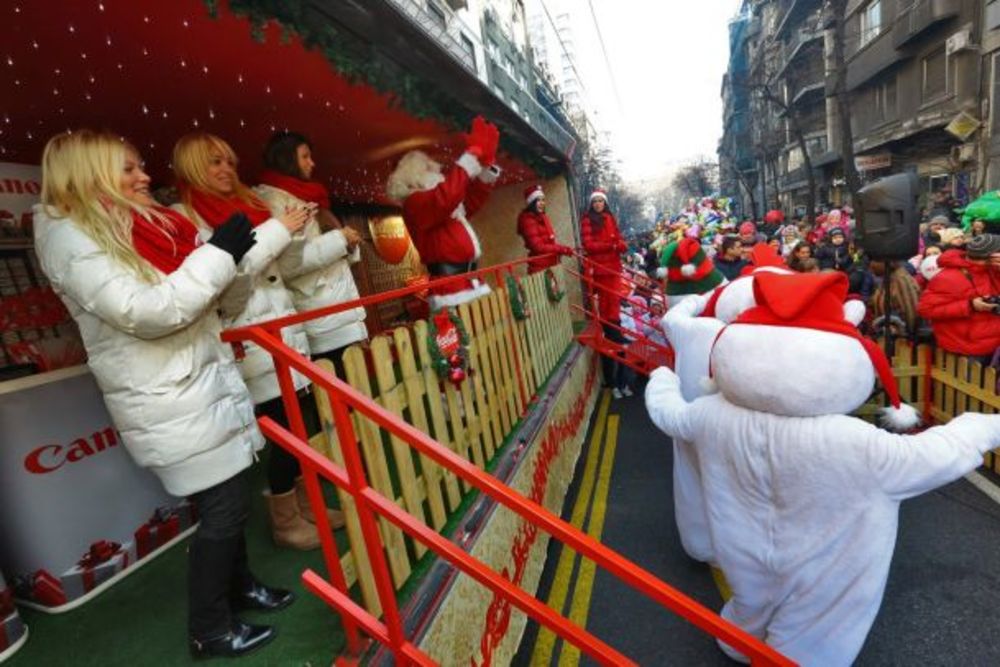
581, 191, 626, 324
517, 185, 573, 273
391, 151, 499, 309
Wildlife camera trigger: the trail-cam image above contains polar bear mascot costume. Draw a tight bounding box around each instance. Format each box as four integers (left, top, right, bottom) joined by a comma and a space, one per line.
647, 270, 1000, 665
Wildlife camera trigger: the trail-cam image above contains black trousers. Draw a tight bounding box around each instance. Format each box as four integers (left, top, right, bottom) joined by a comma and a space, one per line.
187, 471, 252, 639
600, 323, 627, 388
257, 345, 347, 494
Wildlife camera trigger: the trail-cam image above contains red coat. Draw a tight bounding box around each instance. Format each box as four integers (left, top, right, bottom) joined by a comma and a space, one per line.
517, 210, 571, 273
402, 156, 494, 265
580, 211, 624, 277
917, 250, 1000, 356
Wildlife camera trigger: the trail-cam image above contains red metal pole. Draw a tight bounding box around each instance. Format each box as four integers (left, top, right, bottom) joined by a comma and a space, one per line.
326, 392, 412, 664
262, 331, 364, 656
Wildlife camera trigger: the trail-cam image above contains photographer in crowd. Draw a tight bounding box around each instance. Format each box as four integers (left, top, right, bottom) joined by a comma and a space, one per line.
918, 233, 1000, 363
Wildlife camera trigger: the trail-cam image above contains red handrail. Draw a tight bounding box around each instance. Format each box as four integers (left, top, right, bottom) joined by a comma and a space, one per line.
225, 280, 795, 665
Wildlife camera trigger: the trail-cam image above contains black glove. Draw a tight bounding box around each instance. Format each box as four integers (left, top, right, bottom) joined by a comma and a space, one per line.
208, 213, 256, 265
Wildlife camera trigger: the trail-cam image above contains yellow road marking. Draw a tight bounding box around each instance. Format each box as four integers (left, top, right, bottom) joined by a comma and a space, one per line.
530, 391, 611, 665
558, 413, 620, 667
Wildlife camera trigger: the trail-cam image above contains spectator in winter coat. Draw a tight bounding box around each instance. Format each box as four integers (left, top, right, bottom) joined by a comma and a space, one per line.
918, 234, 1000, 361
35, 130, 290, 659
713, 236, 747, 281
173, 132, 326, 551
816, 227, 854, 272
516, 184, 574, 273
971, 219, 987, 237
870, 261, 922, 336
738, 221, 763, 247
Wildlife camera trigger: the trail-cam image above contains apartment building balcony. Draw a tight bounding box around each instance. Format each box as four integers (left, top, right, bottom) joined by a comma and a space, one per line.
369, 0, 575, 158
845, 26, 910, 91
892, 0, 960, 49
773, 0, 822, 39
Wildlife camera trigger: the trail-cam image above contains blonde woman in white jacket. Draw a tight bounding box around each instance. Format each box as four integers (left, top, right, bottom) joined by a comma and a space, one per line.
172, 133, 327, 551
35, 130, 292, 659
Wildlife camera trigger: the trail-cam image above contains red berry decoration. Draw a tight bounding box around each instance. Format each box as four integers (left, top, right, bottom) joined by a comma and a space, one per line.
448, 353, 463, 368
449, 367, 467, 386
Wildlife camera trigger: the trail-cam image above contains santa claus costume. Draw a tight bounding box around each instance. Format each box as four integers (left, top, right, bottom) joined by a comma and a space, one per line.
386, 116, 501, 309
517, 184, 573, 273
646, 271, 1000, 665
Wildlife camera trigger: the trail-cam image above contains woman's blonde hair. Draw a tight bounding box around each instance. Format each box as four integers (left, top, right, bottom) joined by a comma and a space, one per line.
172, 132, 267, 215
40, 129, 168, 282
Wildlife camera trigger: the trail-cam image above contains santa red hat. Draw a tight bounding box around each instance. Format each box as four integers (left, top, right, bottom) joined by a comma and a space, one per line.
524, 184, 544, 206
732, 271, 920, 431
590, 188, 608, 204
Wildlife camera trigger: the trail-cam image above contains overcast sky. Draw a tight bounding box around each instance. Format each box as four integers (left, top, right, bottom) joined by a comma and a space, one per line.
581, 0, 742, 183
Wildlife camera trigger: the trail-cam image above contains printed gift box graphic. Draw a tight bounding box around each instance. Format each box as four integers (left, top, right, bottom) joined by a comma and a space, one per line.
61, 540, 135, 600
134, 502, 197, 559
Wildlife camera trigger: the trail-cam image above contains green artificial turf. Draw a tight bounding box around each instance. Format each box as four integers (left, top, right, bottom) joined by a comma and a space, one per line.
6, 459, 347, 667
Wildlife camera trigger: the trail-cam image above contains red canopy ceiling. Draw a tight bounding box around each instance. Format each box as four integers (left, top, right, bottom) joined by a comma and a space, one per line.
0, 0, 537, 204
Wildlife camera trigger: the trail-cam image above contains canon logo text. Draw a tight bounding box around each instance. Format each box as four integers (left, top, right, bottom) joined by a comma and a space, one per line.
24, 427, 120, 474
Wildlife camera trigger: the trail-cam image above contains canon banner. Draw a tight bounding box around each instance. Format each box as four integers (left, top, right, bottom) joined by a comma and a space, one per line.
0, 366, 192, 611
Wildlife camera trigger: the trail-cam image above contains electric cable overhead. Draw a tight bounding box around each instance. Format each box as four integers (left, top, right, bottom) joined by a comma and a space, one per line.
586, 0, 624, 116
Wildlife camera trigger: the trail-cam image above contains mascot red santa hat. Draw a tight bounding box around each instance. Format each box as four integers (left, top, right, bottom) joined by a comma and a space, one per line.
386, 116, 501, 309
647, 271, 1000, 664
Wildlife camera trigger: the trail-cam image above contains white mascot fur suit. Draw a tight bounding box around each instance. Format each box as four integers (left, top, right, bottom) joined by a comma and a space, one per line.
647, 270, 1000, 665
659, 245, 792, 564
386, 116, 501, 309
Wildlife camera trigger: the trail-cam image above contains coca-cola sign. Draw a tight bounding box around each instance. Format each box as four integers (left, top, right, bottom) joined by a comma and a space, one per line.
24, 427, 119, 474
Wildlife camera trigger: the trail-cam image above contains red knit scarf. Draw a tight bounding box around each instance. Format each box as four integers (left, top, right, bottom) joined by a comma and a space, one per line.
258, 169, 330, 209
183, 185, 271, 229
131, 207, 201, 275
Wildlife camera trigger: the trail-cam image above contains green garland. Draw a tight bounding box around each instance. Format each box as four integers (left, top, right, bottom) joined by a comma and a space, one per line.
207, 0, 561, 178
427, 308, 471, 382
506, 275, 530, 321
544, 268, 565, 303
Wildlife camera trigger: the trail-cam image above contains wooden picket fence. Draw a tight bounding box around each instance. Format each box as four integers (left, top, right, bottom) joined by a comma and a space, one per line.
856, 339, 1000, 475
305, 267, 575, 615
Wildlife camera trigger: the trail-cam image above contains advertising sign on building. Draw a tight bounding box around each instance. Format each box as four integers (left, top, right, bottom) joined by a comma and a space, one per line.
855, 153, 892, 172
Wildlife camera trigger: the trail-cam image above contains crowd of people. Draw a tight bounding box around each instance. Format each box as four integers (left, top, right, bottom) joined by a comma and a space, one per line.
616, 194, 1000, 366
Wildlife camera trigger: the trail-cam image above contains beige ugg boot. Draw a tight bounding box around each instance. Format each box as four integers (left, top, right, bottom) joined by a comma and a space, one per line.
294, 477, 346, 530
265, 490, 321, 550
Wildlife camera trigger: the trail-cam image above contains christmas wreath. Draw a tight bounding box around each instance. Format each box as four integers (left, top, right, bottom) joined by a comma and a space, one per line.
544, 268, 565, 303
506, 274, 530, 321
427, 308, 471, 387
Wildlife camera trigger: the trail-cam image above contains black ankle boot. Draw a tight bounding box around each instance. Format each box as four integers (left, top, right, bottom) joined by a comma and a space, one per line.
231, 579, 296, 612
189, 620, 275, 659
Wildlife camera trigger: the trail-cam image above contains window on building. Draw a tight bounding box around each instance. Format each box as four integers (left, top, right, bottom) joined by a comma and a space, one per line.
923, 48, 947, 100
860, 0, 882, 47
427, 1, 447, 29
504, 56, 516, 75
872, 76, 897, 124
460, 33, 476, 69
488, 37, 501, 59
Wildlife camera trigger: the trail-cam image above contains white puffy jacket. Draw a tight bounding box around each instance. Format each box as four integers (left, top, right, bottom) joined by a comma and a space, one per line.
254, 185, 367, 354
174, 206, 312, 404
33, 206, 263, 497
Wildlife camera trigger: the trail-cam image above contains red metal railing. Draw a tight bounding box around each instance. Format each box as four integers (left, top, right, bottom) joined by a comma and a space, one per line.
221, 257, 793, 666
567, 252, 675, 374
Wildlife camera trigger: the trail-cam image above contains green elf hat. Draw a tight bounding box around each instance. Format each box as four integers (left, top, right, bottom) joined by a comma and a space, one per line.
662, 238, 725, 296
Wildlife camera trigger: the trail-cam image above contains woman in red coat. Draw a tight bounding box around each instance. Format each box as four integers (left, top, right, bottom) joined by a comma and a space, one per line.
581, 188, 627, 325
580, 189, 629, 395
517, 184, 574, 273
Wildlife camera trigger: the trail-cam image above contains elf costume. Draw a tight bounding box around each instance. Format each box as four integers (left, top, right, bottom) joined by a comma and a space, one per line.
658, 238, 726, 306
517, 184, 573, 273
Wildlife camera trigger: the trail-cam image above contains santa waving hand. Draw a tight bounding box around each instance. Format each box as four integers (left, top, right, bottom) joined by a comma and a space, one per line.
386, 116, 501, 309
